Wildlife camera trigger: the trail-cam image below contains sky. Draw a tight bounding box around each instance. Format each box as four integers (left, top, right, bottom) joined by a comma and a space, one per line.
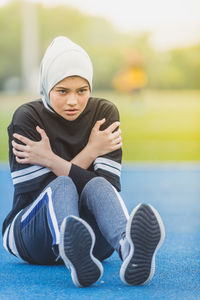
1, 0, 200, 50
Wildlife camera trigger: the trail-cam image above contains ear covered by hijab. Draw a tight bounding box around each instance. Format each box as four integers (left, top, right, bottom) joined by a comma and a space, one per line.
40, 36, 93, 108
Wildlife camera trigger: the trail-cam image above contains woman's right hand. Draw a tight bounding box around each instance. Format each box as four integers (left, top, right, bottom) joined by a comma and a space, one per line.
87, 118, 122, 157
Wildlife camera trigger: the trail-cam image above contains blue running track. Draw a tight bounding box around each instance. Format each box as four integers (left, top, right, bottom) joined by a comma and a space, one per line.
0, 163, 200, 300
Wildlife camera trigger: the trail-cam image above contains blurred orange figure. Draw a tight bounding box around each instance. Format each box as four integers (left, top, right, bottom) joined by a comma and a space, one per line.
113, 50, 147, 93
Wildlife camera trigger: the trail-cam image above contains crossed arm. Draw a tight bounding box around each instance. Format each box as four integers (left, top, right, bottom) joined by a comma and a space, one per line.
12, 118, 122, 177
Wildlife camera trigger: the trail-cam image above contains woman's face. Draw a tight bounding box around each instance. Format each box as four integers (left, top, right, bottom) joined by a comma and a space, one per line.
49, 76, 90, 121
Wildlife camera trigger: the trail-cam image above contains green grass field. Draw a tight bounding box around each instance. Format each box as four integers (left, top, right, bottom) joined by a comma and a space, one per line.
0, 89, 200, 162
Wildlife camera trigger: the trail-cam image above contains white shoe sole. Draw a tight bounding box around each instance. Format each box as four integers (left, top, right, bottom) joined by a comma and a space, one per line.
120, 203, 165, 285
59, 215, 103, 287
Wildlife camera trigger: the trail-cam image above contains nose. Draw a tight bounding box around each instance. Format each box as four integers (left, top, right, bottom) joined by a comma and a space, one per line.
66, 93, 78, 106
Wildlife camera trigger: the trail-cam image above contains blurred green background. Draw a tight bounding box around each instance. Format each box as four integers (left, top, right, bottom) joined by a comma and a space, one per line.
0, 0, 200, 162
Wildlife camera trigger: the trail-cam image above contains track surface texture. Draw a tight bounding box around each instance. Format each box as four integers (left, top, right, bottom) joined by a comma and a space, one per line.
0, 163, 199, 300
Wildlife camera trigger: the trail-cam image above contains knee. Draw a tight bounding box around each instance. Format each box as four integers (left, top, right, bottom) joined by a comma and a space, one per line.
82, 176, 111, 195
49, 176, 79, 204
53, 176, 74, 186
87, 176, 108, 187
50, 176, 76, 193
80, 177, 115, 210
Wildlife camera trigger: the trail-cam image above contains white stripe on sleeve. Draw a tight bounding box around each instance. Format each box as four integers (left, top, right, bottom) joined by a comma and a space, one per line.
94, 157, 121, 177
12, 167, 51, 185
11, 165, 43, 178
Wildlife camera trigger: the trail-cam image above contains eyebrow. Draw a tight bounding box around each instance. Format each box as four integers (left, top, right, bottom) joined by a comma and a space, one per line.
55, 85, 89, 90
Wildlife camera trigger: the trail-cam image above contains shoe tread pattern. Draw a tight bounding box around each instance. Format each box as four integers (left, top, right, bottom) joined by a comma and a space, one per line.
125, 204, 161, 285
63, 218, 101, 287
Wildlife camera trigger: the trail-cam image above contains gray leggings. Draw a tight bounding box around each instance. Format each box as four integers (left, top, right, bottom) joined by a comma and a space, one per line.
16, 176, 129, 265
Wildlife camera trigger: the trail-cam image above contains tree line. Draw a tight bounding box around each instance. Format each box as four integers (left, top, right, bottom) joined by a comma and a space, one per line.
0, 0, 199, 91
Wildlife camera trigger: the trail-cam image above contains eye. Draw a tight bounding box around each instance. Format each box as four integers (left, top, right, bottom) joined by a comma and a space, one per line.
58, 89, 67, 95
78, 88, 88, 95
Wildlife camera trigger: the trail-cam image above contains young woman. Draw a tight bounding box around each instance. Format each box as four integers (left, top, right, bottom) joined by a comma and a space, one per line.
2, 36, 165, 288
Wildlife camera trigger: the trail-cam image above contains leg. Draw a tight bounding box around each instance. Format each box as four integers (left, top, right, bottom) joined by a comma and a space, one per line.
79, 177, 165, 286
16, 176, 79, 264
80, 205, 114, 262
79, 177, 129, 256
11, 176, 103, 287
59, 176, 128, 287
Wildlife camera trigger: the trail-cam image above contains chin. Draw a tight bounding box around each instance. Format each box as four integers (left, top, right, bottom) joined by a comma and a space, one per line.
63, 114, 79, 121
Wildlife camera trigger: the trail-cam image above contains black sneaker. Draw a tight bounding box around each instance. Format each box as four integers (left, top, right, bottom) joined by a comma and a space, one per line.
59, 215, 103, 287
120, 203, 165, 286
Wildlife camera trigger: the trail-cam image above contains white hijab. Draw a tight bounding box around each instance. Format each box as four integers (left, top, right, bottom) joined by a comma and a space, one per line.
40, 36, 93, 109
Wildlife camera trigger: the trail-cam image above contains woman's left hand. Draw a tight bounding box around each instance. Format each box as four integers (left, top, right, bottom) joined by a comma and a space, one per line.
12, 126, 54, 167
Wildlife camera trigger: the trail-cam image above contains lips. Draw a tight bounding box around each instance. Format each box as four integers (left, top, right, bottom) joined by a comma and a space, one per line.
64, 109, 78, 115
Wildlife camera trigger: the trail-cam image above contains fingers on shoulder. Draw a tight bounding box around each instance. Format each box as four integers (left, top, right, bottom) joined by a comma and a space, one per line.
13, 133, 32, 145
105, 121, 120, 133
